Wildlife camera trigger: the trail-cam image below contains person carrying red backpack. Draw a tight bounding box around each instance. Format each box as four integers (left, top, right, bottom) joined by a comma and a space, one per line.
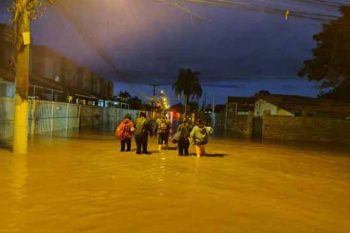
115, 113, 134, 152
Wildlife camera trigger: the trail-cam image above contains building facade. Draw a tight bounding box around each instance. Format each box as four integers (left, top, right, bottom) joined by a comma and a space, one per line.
0, 23, 114, 104
227, 96, 255, 116
254, 93, 350, 118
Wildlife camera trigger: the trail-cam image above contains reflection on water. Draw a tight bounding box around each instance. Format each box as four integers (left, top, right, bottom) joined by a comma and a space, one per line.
10, 154, 28, 200
0, 133, 350, 233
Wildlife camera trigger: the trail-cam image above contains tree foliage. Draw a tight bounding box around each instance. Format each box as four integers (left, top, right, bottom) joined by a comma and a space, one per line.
188, 101, 199, 113
119, 91, 131, 99
298, 6, 350, 102
127, 96, 143, 110
9, 0, 55, 23
7, 0, 55, 72
172, 68, 202, 114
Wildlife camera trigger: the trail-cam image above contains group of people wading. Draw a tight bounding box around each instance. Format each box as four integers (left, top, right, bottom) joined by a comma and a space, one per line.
115, 112, 213, 157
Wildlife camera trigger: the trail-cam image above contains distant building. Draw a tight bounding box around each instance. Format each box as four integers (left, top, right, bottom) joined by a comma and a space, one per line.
227, 96, 255, 115
31, 45, 114, 105
0, 23, 114, 104
30, 45, 65, 101
254, 92, 350, 118
0, 24, 15, 97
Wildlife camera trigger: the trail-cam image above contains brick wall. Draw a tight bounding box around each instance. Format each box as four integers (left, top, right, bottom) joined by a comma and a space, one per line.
262, 114, 350, 143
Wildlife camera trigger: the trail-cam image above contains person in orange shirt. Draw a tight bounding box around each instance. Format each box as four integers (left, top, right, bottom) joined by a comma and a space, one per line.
115, 113, 134, 152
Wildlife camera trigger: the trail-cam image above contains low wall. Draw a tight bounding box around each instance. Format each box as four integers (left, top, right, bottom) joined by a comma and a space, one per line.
225, 113, 253, 138
215, 111, 350, 143
262, 114, 350, 143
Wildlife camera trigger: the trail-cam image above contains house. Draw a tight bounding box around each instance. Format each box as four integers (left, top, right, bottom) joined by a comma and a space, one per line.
0, 24, 15, 98
227, 96, 255, 115
31, 45, 66, 101
254, 92, 350, 118
0, 24, 13, 74
0, 23, 114, 104
61, 57, 78, 95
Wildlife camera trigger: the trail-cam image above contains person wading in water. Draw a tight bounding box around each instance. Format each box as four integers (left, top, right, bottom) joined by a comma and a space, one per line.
134, 112, 150, 155
115, 113, 134, 152
190, 119, 210, 157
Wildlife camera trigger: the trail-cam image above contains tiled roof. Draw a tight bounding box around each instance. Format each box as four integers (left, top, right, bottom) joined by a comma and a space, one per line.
257, 93, 350, 114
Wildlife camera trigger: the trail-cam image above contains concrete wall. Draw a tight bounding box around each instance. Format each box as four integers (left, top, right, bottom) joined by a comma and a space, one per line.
215, 110, 350, 143
225, 113, 253, 138
262, 114, 350, 143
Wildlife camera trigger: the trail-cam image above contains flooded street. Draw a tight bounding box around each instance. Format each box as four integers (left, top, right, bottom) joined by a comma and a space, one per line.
0, 134, 350, 233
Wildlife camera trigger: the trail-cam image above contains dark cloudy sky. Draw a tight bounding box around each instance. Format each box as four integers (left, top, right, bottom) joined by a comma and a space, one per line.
0, 0, 344, 104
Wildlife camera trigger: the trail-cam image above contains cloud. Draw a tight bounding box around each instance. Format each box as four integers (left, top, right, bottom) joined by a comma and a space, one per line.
1, 0, 332, 101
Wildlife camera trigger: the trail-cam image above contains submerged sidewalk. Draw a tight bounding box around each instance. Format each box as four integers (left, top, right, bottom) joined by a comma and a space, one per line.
0, 134, 350, 233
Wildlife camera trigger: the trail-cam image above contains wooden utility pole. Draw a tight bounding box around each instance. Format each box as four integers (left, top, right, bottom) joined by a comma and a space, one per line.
13, 0, 31, 154
11, 0, 55, 153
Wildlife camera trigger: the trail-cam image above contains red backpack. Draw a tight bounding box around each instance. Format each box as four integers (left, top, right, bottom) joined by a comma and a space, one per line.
115, 120, 132, 139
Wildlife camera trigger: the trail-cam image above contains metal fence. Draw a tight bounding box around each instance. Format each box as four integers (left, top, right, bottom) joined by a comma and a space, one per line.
30, 101, 80, 136
0, 97, 14, 143
0, 97, 141, 143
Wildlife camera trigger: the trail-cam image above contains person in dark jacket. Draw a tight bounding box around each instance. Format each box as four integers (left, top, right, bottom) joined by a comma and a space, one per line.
155, 113, 171, 152
115, 113, 134, 152
134, 112, 150, 154
176, 118, 192, 156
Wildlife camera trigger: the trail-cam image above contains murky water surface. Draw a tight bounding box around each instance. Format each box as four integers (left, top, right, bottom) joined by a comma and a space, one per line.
0, 133, 350, 233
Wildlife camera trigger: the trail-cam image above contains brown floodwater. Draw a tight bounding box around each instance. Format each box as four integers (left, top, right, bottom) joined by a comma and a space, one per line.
0, 133, 350, 233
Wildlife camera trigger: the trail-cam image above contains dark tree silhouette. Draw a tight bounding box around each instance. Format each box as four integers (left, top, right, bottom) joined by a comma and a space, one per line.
299, 6, 350, 102
118, 91, 131, 102
172, 68, 203, 114
127, 96, 143, 110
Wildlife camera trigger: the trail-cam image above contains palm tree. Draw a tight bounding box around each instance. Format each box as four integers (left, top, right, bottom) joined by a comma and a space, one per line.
119, 91, 131, 102
172, 68, 203, 115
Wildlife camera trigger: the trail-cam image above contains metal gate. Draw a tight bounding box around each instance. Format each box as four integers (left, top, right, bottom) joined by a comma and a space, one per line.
252, 117, 263, 139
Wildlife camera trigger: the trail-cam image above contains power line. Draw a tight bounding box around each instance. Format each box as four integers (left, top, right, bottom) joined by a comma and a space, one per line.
274, 0, 346, 9
176, 0, 344, 21
49, 0, 350, 85
52, 2, 124, 80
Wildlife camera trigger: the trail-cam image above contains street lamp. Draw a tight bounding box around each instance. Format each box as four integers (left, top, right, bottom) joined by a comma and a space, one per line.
159, 90, 170, 110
